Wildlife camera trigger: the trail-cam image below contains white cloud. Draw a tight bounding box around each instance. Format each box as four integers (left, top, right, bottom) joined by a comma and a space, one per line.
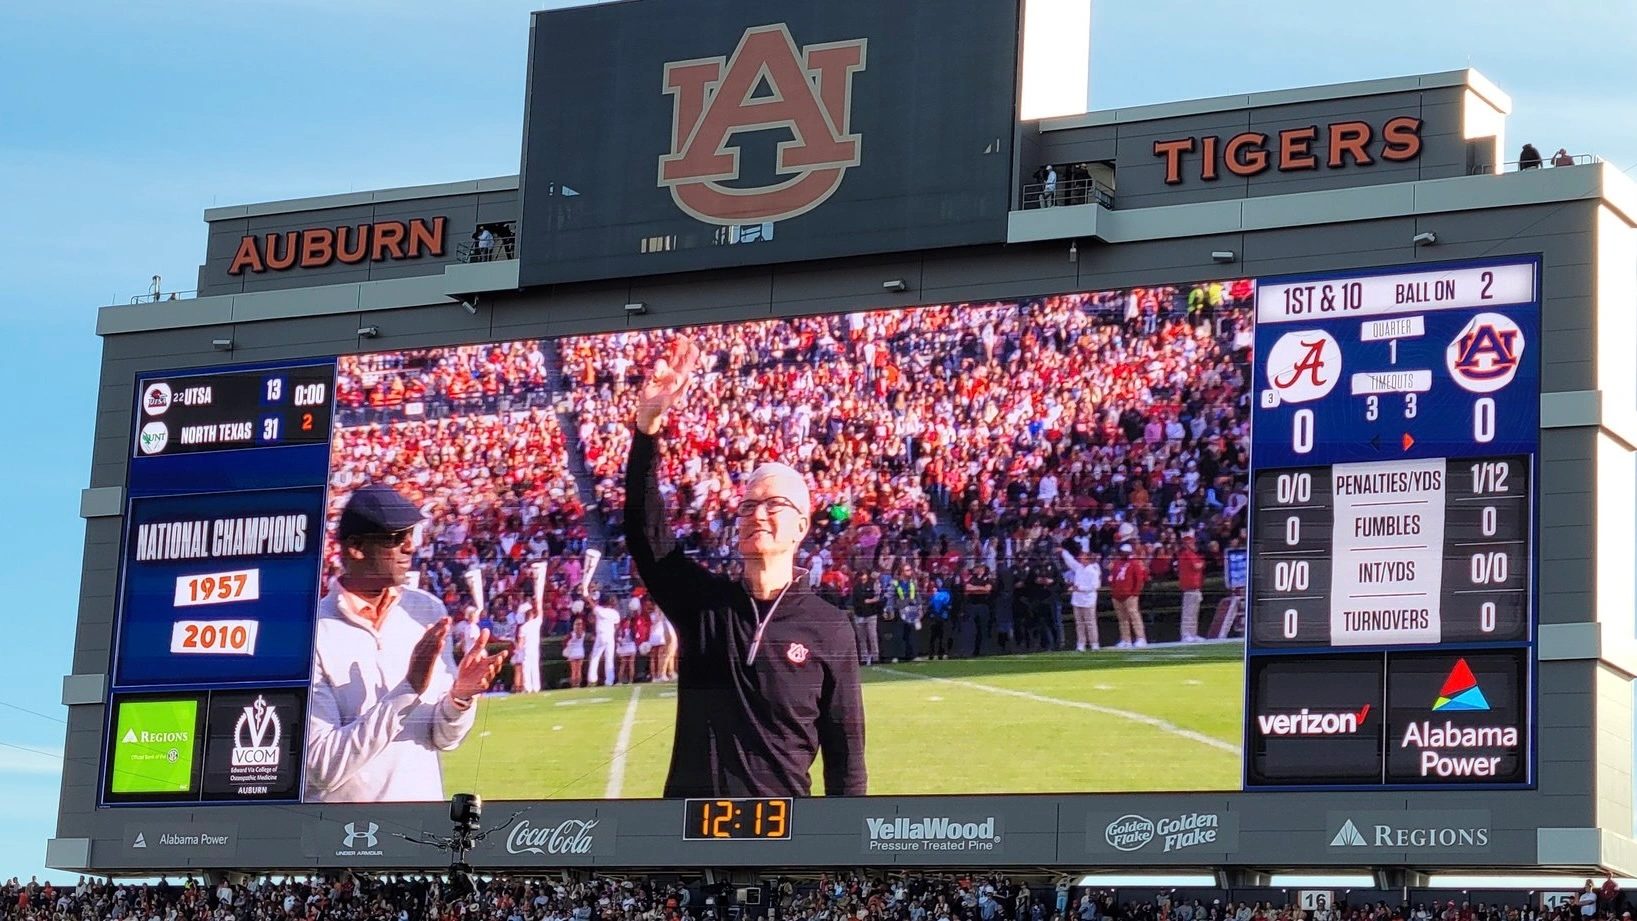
0, 746, 64, 777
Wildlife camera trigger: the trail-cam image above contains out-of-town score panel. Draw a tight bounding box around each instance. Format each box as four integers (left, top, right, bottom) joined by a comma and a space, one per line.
1244, 257, 1538, 789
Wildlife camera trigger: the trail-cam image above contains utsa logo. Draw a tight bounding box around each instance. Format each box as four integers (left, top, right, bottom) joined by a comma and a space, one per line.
659, 23, 867, 226
1446, 312, 1525, 393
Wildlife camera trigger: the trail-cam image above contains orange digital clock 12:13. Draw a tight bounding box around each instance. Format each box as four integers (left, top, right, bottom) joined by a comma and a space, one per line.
683, 798, 792, 840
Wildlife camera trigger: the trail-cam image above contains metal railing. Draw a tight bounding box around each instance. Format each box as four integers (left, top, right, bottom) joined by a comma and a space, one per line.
458, 238, 518, 264
1020, 177, 1115, 210
1470, 152, 1600, 175
129, 288, 197, 304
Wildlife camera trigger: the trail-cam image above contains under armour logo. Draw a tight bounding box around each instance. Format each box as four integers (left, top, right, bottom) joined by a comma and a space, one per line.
342, 822, 379, 849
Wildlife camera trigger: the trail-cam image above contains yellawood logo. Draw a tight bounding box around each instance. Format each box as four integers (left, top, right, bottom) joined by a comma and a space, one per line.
659, 23, 866, 226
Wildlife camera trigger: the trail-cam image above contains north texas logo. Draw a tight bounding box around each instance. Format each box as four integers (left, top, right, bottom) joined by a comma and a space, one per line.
659, 24, 867, 226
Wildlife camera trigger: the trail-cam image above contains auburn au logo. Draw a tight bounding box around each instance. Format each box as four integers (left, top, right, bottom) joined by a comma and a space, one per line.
659, 24, 867, 226
1446, 312, 1525, 393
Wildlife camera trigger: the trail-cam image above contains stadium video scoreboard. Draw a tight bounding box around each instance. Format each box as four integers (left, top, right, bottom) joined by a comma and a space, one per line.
1246, 258, 1538, 789
96, 255, 1543, 816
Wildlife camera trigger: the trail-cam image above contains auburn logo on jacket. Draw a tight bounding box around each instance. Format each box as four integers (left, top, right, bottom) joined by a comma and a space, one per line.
659, 23, 867, 226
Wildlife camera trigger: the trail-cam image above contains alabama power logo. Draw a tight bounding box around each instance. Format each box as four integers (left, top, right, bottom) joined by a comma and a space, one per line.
659, 23, 867, 226
1432, 658, 1490, 712
1446, 312, 1524, 394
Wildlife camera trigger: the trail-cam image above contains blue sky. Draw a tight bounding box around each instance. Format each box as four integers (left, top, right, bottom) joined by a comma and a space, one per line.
1, 0, 1633, 883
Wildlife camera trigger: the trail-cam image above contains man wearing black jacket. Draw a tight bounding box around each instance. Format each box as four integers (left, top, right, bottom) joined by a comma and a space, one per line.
623, 336, 868, 798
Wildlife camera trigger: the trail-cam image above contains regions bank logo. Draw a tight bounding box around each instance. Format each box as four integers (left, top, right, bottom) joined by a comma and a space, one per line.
659, 23, 867, 226
1446, 312, 1524, 394
1432, 658, 1490, 712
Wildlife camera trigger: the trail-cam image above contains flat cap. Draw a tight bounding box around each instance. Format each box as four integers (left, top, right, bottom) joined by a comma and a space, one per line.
337, 484, 424, 540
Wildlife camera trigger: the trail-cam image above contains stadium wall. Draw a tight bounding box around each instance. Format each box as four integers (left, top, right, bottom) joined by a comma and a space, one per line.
57, 71, 1637, 876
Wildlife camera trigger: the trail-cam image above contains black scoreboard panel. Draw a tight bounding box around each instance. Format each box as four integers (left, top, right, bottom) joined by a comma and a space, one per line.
1247, 655, 1385, 786
134, 368, 333, 457
1251, 455, 1531, 647
1246, 648, 1529, 786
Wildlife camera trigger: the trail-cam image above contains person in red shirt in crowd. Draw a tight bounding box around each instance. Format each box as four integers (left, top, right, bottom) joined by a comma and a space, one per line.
1109, 542, 1149, 647
1177, 532, 1208, 643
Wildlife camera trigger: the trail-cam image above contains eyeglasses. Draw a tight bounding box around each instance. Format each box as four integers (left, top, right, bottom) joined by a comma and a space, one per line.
735, 497, 803, 518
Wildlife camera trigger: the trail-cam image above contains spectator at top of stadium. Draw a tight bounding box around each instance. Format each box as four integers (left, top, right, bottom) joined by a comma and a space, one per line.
1518, 143, 1543, 170
1553, 148, 1576, 168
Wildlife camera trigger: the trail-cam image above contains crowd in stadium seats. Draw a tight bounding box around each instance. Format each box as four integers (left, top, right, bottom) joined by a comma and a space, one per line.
323, 281, 1255, 685
324, 407, 591, 641
559, 282, 1253, 653
1, 875, 1626, 921
334, 344, 553, 428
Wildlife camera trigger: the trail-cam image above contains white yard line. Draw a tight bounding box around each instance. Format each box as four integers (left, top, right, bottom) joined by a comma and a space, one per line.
604, 684, 643, 798
876, 667, 1240, 754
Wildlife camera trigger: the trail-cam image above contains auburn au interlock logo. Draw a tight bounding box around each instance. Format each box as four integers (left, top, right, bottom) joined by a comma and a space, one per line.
659, 23, 867, 226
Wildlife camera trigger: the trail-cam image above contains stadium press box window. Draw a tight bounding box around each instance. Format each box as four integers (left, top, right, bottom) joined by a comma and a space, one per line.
101, 258, 1537, 808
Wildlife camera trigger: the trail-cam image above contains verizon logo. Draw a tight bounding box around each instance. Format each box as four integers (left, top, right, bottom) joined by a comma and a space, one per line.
1257, 705, 1371, 736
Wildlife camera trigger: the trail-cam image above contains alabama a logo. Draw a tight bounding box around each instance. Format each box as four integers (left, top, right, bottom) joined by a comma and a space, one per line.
659, 23, 867, 226
1446, 312, 1524, 393
1264, 330, 1341, 404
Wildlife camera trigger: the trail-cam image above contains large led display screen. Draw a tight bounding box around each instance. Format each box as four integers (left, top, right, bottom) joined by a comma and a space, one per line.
100, 257, 1537, 806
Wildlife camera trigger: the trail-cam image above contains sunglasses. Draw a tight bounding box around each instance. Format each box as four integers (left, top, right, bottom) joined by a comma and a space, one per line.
354, 529, 416, 550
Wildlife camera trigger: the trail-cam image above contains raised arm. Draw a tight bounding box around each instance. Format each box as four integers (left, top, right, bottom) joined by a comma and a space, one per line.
622, 337, 717, 619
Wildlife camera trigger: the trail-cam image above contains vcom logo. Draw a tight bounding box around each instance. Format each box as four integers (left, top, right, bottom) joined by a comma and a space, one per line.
659, 23, 867, 226
1432, 658, 1490, 712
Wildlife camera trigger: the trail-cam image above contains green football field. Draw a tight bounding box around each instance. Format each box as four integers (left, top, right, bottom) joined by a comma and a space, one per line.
439, 642, 1245, 799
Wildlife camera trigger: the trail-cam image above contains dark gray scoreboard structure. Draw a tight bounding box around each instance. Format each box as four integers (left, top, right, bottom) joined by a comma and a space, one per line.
54, 0, 1637, 882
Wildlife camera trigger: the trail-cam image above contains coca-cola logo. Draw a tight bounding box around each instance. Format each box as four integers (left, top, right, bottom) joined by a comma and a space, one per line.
506, 818, 599, 856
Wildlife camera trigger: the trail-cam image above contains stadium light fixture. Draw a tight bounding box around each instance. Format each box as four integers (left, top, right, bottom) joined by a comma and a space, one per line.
882, 279, 908, 293
1413, 231, 1438, 246
357, 325, 380, 339
211, 338, 234, 352
1069, 240, 1078, 263
1211, 250, 1236, 263
624, 301, 648, 315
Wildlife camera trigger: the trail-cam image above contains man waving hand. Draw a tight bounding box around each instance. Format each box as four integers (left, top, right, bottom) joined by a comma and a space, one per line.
624, 336, 868, 798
